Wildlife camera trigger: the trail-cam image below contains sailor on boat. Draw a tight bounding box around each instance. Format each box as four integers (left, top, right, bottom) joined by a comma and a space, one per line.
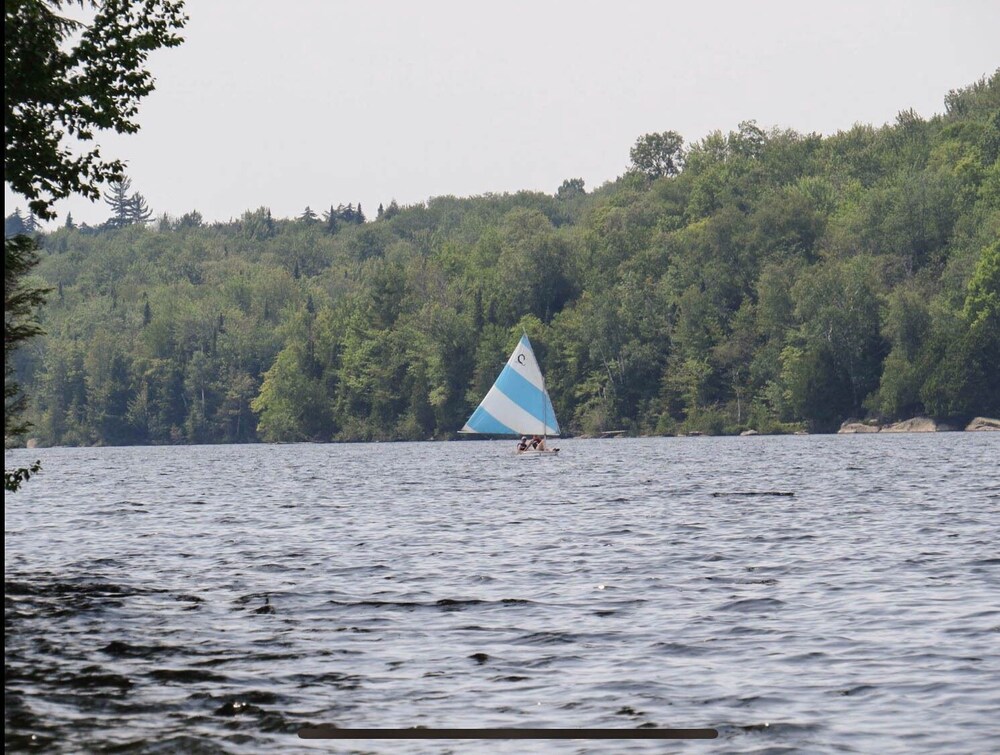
516, 435, 546, 453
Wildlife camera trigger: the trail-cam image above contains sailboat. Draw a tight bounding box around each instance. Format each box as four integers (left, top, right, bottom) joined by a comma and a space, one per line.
460, 334, 560, 454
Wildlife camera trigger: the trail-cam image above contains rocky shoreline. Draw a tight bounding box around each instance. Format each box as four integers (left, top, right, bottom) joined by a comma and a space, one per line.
18, 416, 1000, 447
837, 416, 1000, 434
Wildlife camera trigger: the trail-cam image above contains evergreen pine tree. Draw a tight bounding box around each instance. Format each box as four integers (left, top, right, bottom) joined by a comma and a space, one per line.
5, 209, 27, 237
129, 193, 153, 224
65, 212, 75, 229
23, 210, 40, 233
323, 205, 340, 234
178, 210, 203, 229
104, 178, 133, 227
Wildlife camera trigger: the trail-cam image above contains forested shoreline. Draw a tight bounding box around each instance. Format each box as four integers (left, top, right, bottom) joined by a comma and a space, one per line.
7, 74, 999, 447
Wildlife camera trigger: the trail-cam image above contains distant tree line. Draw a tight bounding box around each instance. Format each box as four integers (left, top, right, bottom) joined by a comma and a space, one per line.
6, 72, 999, 447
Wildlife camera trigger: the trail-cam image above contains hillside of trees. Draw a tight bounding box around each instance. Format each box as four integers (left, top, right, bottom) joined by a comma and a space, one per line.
7, 73, 999, 446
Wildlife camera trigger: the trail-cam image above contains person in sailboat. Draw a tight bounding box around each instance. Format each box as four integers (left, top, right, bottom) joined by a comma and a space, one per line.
517, 436, 529, 452
530, 435, 546, 451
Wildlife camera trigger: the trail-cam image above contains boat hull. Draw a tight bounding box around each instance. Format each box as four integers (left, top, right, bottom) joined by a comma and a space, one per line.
515, 448, 560, 456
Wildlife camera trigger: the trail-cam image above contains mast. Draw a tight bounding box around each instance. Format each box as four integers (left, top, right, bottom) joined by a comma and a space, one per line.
538, 380, 549, 441
538, 336, 549, 439
527, 329, 547, 439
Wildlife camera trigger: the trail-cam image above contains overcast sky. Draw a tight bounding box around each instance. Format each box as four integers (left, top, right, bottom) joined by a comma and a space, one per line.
6, 0, 999, 228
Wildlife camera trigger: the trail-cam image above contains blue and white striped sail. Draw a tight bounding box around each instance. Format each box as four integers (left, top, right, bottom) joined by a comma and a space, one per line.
461, 334, 560, 436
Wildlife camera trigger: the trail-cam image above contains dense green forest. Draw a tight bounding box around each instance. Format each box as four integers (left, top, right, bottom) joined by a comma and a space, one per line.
7, 73, 999, 446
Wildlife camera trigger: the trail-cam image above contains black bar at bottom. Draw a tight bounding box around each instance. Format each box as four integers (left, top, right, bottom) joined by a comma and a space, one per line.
298, 727, 718, 740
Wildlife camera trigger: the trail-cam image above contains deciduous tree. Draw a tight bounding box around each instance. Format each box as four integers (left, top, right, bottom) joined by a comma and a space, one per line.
629, 131, 686, 179
5, 0, 187, 219
5, 0, 186, 488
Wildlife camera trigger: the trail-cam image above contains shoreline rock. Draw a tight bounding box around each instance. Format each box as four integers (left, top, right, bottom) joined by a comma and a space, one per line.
838, 421, 880, 433
881, 417, 941, 433
965, 417, 1000, 431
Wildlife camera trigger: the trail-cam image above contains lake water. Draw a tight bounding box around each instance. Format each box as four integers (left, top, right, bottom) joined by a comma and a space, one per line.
5, 435, 1000, 753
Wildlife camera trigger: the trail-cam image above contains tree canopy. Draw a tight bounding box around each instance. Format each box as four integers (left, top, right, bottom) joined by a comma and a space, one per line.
7, 71, 1000, 448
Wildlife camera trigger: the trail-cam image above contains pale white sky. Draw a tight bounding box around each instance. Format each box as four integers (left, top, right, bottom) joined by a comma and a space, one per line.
6, 0, 999, 227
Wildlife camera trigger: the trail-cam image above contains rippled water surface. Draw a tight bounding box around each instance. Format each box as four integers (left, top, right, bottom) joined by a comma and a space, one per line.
5, 435, 1000, 753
